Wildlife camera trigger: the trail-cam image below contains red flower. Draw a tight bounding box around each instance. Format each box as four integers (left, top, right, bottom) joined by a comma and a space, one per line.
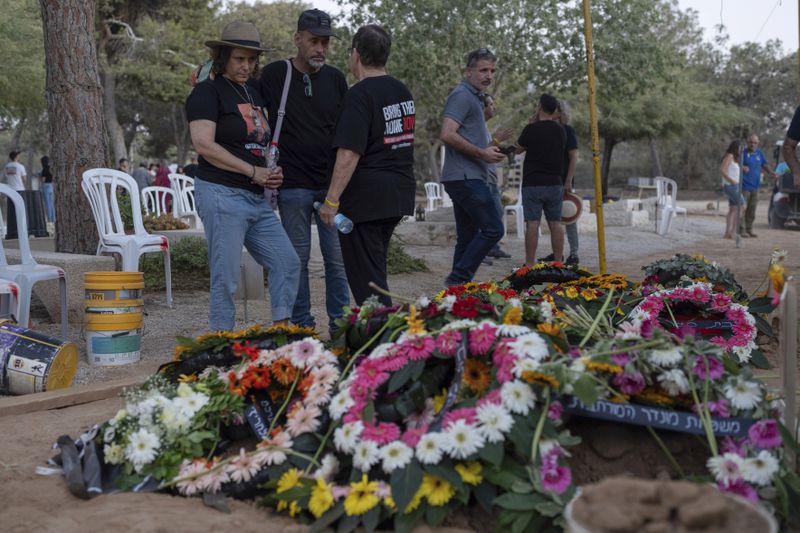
496, 288, 518, 299
451, 296, 480, 318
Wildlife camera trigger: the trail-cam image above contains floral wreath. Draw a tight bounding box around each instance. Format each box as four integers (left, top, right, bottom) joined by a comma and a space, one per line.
504, 261, 593, 291
628, 282, 757, 364
641, 254, 747, 302
171, 338, 340, 495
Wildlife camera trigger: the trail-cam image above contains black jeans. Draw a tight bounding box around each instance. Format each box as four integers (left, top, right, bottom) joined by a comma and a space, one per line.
339, 216, 402, 306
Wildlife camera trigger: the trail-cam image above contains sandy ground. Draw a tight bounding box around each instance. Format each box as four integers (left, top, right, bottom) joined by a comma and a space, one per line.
1, 198, 798, 532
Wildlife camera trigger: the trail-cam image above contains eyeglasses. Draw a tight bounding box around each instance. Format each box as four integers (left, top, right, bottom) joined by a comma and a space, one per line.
303, 73, 312, 97
466, 47, 496, 66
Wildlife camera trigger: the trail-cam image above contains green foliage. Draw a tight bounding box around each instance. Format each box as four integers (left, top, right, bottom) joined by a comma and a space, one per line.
0, 0, 45, 118
141, 236, 209, 291
116, 192, 135, 230
387, 237, 428, 275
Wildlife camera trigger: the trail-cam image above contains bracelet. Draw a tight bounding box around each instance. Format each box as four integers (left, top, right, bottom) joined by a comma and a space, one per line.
250, 165, 256, 179
324, 197, 340, 208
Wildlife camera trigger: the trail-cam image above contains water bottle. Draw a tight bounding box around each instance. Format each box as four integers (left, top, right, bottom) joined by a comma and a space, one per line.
265, 144, 279, 210
313, 201, 353, 234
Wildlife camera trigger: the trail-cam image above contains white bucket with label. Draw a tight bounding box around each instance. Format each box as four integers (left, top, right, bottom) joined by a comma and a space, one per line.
85, 313, 143, 367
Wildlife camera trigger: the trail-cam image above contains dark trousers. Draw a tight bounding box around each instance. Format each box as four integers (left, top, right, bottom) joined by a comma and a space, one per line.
339, 216, 402, 306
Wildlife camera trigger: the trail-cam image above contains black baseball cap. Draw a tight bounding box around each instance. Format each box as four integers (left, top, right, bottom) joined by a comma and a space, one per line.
297, 9, 337, 38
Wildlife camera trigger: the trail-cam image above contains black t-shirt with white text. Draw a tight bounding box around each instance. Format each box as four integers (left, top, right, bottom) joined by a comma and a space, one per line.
185, 76, 270, 194
332, 75, 415, 223
260, 61, 348, 190
517, 120, 566, 187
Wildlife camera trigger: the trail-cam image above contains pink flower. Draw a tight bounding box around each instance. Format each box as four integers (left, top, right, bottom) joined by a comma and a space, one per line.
435, 330, 462, 356
331, 485, 351, 500
540, 463, 572, 495
355, 359, 390, 391
611, 352, 630, 366
403, 336, 435, 361
477, 388, 502, 408
469, 322, 497, 355
718, 479, 758, 502
492, 340, 516, 383
720, 437, 747, 456
291, 338, 321, 367
711, 293, 732, 310
286, 404, 321, 436
693, 399, 730, 418
692, 356, 724, 381
362, 422, 401, 445
615, 321, 642, 339
613, 371, 646, 395
747, 419, 782, 449
443, 407, 477, 428
547, 401, 563, 422
401, 426, 428, 448
380, 355, 407, 372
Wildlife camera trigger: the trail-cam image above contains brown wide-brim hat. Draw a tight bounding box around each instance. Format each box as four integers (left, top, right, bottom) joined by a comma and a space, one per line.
205, 21, 266, 52
562, 191, 583, 225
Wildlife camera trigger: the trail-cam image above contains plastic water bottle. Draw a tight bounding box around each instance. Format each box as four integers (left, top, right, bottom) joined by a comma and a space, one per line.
313, 201, 353, 234
265, 144, 279, 210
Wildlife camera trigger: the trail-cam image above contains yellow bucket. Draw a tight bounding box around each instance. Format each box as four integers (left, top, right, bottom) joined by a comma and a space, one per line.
0, 321, 78, 395
85, 313, 143, 367
84, 272, 145, 302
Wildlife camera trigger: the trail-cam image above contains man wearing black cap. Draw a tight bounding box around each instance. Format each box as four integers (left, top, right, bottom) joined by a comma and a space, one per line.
515, 94, 566, 264
259, 9, 349, 336
4, 151, 26, 191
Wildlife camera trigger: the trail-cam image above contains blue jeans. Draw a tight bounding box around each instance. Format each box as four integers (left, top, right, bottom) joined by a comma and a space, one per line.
566, 221, 578, 255
487, 182, 504, 253
522, 185, 564, 221
278, 188, 349, 332
194, 179, 299, 331
42, 183, 55, 222
443, 179, 503, 284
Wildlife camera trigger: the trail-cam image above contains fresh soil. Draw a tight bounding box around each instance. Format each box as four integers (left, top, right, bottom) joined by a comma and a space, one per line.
1, 197, 798, 532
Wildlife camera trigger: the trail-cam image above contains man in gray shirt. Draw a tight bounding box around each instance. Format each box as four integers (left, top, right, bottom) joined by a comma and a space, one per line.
132, 162, 152, 192
439, 48, 505, 286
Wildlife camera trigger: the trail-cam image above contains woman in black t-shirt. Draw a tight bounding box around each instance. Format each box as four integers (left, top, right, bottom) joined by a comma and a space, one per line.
186, 21, 299, 332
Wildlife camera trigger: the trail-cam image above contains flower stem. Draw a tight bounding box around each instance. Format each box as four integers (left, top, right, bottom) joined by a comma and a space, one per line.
579, 288, 615, 347
304, 422, 337, 476
367, 281, 415, 304
663, 301, 679, 328
686, 355, 718, 456
582, 339, 665, 358
333, 311, 401, 390
529, 387, 551, 477
646, 426, 685, 478
267, 372, 300, 436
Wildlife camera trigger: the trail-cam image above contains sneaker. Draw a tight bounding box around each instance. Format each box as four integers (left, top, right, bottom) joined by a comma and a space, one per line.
747, 232, 758, 238
566, 254, 579, 266
481, 257, 494, 266
538, 253, 555, 262
488, 248, 512, 259
739, 233, 750, 238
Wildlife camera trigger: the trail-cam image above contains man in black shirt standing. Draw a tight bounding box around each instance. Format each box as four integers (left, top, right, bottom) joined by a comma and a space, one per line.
260, 9, 349, 335
319, 25, 415, 306
515, 94, 566, 264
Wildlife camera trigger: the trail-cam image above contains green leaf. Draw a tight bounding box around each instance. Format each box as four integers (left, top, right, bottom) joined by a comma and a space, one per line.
778, 421, 800, 454
781, 471, 800, 495
394, 504, 424, 533
508, 415, 535, 455
748, 349, 770, 369
747, 297, 776, 314
425, 503, 449, 526
424, 463, 464, 491
362, 401, 375, 423
388, 363, 416, 393
511, 480, 534, 493
478, 440, 504, 467
310, 502, 345, 533
336, 512, 361, 533
511, 511, 534, 533
533, 500, 563, 517
474, 481, 496, 512
775, 476, 790, 519
484, 469, 526, 490
390, 460, 423, 513
721, 354, 741, 375
411, 359, 426, 381
493, 492, 541, 511
572, 374, 600, 406
362, 505, 381, 532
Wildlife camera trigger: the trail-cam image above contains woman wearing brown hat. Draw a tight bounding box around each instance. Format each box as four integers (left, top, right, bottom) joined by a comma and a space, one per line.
186, 21, 299, 332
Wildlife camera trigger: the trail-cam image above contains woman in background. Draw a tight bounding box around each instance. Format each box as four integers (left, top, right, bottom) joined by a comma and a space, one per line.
40, 156, 55, 223
720, 140, 745, 239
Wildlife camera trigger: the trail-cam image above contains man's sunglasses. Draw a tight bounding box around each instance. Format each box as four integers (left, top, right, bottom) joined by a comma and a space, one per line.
303, 73, 312, 97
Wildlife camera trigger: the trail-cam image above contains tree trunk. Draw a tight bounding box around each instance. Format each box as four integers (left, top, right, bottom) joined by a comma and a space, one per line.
171, 103, 190, 165
101, 63, 128, 164
7, 117, 26, 153
40, 0, 107, 254
600, 137, 617, 199
428, 140, 442, 181
649, 138, 663, 178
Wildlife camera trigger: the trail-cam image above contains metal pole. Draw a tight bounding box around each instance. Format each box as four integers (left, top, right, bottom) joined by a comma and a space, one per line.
581, 0, 607, 274
780, 279, 797, 467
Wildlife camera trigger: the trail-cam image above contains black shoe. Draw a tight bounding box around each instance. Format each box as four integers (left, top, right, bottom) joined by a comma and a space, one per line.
566, 254, 579, 266
538, 253, 555, 262
481, 257, 494, 265
488, 248, 511, 259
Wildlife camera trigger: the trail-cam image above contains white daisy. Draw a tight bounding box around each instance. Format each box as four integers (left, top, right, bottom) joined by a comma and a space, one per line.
742, 450, 780, 486
707, 453, 745, 483
367, 342, 395, 361
328, 389, 354, 421
415, 295, 431, 308
173, 391, 209, 419
538, 300, 554, 321
443, 419, 484, 459
310, 364, 339, 386
352, 440, 380, 472
334, 421, 363, 454
501, 381, 536, 415
305, 384, 332, 408
312, 453, 340, 481
124, 428, 161, 471
509, 332, 549, 360
415, 432, 445, 464
441, 319, 478, 331
160, 403, 191, 433
380, 441, 413, 473
648, 347, 683, 367
496, 324, 532, 338
439, 295, 457, 312
657, 369, 690, 396
103, 443, 124, 464
512, 357, 541, 377
476, 402, 514, 443
724, 378, 763, 411
290, 338, 325, 368
731, 343, 755, 364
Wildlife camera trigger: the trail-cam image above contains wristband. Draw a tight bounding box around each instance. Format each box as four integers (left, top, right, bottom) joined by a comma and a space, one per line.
250, 165, 256, 179
324, 197, 340, 208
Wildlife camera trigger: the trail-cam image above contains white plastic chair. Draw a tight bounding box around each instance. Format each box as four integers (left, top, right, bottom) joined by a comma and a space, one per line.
0, 184, 67, 339
504, 181, 525, 239
0, 278, 20, 322
167, 173, 199, 226
654, 177, 687, 235
82, 169, 173, 307
424, 182, 442, 212
141, 186, 178, 218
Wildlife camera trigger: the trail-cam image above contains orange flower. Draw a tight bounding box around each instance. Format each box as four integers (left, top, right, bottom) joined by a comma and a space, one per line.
585, 361, 623, 374
406, 305, 427, 335
271, 358, 297, 386
462, 359, 491, 393
298, 374, 316, 394
522, 371, 560, 389
537, 323, 561, 336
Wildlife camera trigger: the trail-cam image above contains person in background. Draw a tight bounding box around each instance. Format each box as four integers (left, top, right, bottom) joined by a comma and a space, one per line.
4, 151, 26, 191
782, 105, 800, 189
132, 162, 152, 191
40, 156, 55, 223
118, 158, 130, 174
319, 24, 415, 305
559, 100, 579, 264
739, 134, 776, 238
260, 8, 349, 334
720, 140, 744, 239
186, 21, 299, 331
183, 157, 199, 177
482, 94, 513, 264
176, 165, 185, 175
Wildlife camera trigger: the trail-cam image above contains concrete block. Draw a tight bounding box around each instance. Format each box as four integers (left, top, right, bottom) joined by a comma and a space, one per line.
3, 249, 115, 324
395, 220, 457, 246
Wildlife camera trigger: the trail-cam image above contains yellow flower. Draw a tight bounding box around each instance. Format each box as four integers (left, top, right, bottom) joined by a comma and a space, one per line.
344, 474, 380, 516
769, 263, 785, 296
585, 361, 623, 374
383, 494, 397, 512
276, 500, 302, 516
564, 287, 579, 299
177, 373, 197, 383
522, 371, 561, 389
421, 473, 455, 506
503, 306, 522, 325
455, 462, 483, 486
580, 288, 598, 301
433, 289, 446, 301
402, 484, 427, 513
537, 323, 561, 336
432, 389, 447, 414
277, 468, 301, 494
308, 477, 335, 518
406, 305, 427, 335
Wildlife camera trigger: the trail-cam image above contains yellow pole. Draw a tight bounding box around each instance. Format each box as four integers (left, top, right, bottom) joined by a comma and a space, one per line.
582, 0, 607, 274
